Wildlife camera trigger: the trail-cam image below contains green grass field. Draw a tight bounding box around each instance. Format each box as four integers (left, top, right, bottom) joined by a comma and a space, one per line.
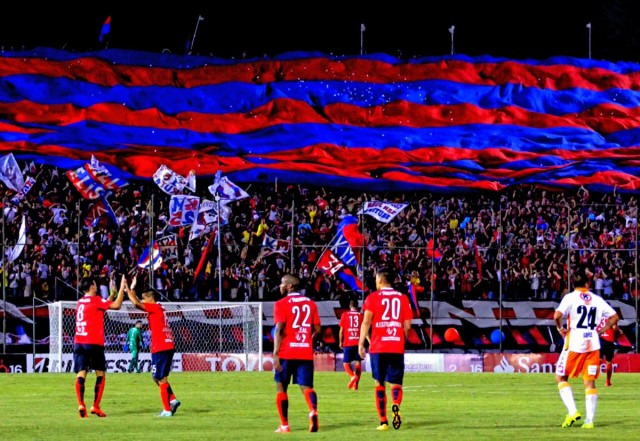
1, 371, 639, 440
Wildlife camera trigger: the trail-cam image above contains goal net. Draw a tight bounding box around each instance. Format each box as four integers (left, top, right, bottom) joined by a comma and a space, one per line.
48, 301, 263, 373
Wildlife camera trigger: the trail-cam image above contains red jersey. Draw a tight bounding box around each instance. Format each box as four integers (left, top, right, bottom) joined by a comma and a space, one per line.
273, 293, 320, 360
74, 295, 112, 345
363, 287, 412, 354
596, 316, 616, 343
339, 309, 363, 347
143, 302, 175, 353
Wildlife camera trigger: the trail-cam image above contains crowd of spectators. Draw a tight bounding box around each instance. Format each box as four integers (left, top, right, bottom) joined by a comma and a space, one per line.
2, 162, 639, 308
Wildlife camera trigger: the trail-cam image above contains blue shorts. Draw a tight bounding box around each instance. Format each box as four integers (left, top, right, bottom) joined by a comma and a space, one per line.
151, 349, 175, 381
342, 346, 362, 363
274, 359, 314, 389
370, 353, 405, 385
73, 344, 106, 373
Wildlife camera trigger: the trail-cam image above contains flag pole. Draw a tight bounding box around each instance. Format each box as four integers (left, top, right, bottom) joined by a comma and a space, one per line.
216, 194, 223, 302
449, 26, 455, 55
360, 23, 365, 55
290, 197, 295, 273
586, 22, 592, 59
76, 199, 81, 298
2, 197, 5, 354
358, 198, 366, 301
190, 15, 205, 54
149, 193, 155, 292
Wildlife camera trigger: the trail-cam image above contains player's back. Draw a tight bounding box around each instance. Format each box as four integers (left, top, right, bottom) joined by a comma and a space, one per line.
74, 295, 109, 345
340, 309, 363, 346
145, 302, 175, 353
275, 293, 319, 360
363, 288, 412, 354
559, 289, 615, 353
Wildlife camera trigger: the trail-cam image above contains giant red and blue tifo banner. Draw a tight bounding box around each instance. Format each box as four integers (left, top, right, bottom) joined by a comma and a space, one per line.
2, 48, 640, 192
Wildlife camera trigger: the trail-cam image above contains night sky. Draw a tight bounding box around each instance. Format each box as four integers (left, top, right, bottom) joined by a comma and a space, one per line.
0, 1, 639, 62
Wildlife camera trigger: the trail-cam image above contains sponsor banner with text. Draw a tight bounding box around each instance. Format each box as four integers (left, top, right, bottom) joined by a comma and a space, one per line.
483, 353, 640, 374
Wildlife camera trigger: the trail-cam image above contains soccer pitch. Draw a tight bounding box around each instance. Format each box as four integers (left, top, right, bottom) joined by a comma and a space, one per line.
1, 372, 639, 440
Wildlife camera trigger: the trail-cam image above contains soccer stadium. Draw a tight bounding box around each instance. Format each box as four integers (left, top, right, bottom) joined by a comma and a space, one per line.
2, 5, 640, 440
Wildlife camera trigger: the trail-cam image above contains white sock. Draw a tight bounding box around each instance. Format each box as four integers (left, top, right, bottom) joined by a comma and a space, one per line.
558, 382, 577, 415
584, 389, 597, 423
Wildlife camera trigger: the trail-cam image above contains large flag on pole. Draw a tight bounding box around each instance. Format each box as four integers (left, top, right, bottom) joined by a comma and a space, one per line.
0, 153, 25, 192
194, 171, 250, 280
316, 215, 364, 291
138, 243, 163, 271
98, 16, 111, 43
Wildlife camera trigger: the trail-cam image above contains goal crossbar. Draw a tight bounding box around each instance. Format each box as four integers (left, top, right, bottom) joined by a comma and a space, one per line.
48, 301, 263, 372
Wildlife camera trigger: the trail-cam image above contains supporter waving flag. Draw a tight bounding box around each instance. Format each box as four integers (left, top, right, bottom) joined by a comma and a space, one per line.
0, 153, 24, 192
153, 164, 196, 195
208, 173, 249, 201
316, 248, 363, 291
330, 215, 364, 268
315, 215, 365, 291
358, 201, 408, 223
138, 243, 163, 270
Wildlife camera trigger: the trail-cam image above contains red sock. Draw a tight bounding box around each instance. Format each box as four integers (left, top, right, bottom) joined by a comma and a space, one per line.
375, 385, 387, 422
343, 363, 355, 377
303, 388, 318, 412
606, 362, 613, 382
391, 385, 403, 405
93, 376, 105, 408
276, 392, 289, 425
160, 382, 171, 411
75, 377, 85, 407
355, 362, 362, 379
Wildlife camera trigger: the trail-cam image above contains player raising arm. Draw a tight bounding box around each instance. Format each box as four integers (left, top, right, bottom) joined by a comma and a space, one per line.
73, 275, 126, 418
126, 277, 181, 417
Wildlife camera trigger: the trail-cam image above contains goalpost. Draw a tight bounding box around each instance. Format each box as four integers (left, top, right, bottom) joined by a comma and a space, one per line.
48, 301, 263, 373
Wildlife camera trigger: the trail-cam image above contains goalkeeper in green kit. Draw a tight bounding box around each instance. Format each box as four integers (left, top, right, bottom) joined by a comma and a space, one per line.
126, 320, 144, 373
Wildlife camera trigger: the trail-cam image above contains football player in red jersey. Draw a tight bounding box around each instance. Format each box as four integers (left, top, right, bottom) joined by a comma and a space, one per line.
73, 275, 126, 418
126, 277, 181, 417
359, 270, 412, 431
272, 274, 321, 433
339, 299, 364, 390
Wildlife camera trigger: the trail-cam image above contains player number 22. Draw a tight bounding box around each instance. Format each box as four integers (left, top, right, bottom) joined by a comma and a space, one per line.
291, 304, 312, 329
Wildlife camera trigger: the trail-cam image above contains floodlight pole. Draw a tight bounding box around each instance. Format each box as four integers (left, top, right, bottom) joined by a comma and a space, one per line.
586, 23, 592, 59
449, 26, 455, 55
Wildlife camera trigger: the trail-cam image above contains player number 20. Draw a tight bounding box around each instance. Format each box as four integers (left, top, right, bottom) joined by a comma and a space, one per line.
381, 297, 401, 320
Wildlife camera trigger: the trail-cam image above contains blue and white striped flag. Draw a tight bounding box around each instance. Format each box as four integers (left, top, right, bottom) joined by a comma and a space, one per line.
138, 243, 163, 270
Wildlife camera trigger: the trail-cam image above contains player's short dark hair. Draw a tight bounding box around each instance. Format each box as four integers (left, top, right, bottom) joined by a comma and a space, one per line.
79, 277, 95, 293
376, 268, 395, 284
572, 266, 589, 288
